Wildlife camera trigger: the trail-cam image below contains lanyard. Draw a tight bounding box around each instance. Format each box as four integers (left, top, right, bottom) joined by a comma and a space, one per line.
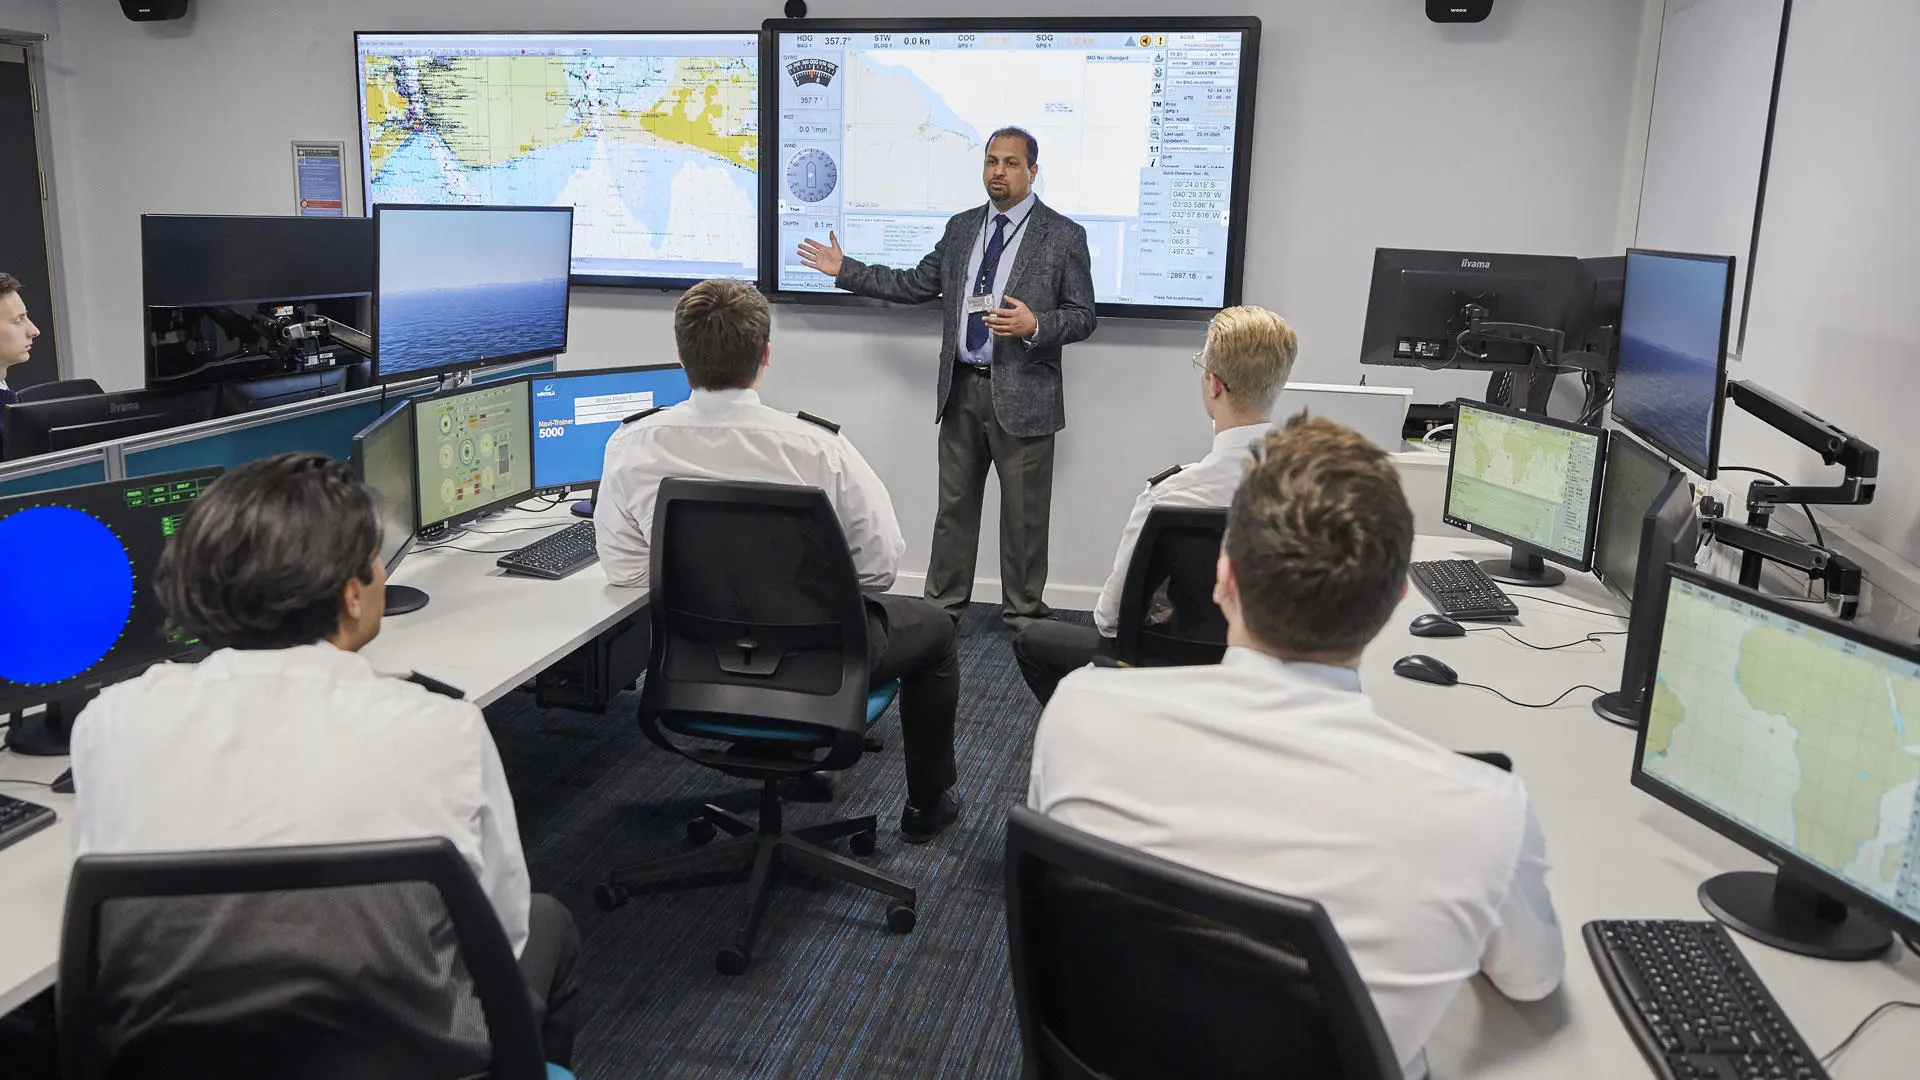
974, 205, 1034, 289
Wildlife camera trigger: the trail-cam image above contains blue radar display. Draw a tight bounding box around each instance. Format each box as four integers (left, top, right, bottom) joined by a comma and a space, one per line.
787, 148, 838, 204
0, 506, 134, 685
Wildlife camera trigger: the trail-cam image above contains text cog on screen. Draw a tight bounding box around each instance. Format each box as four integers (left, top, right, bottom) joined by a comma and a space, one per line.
786, 148, 839, 204
0, 506, 134, 686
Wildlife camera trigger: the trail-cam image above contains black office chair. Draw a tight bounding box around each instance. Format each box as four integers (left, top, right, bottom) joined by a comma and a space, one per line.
1005, 806, 1401, 1080
14, 378, 103, 404
594, 477, 915, 975
1114, 506, 1230, 667
58, 837, 572, 1080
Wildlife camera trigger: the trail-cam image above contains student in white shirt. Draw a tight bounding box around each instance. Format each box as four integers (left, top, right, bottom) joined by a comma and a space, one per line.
1028, 417, 1565, 1079
1014, 305, 1297, 703
595, 279, 962, 842
71, 452, 582, 1070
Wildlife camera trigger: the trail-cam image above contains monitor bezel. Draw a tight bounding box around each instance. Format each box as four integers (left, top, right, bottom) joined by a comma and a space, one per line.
757, 16, 1263, 322
371, 203, 575, 384
1612, 248, 1734, 481
0, 466, 227, 716
350, 400, 418, 575
352, 30, 759, 292
140, 213, 375, 309
1593, 427, 1685, 604
409, 376, 538, 532
1442, 397, 1610, 573
1631, 564, 1920, 942
527, 361, 689, 495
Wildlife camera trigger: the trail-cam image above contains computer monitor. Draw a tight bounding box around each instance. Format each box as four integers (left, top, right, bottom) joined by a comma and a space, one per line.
3, 388, 220, 462
1565, 255, 1625, 360
351, 402, 427, 616
1590, 431, 1697, 727
1633, 566, 1920, 961
530, 364, 693, 496
1360, 249, 1583, 370
142, 215, 374, 309
412, 378, 533, 532
373, 205, 574, 382
1443, 398, 1607, 587
1611, 249, 1734, 479
0, 467, 225, 755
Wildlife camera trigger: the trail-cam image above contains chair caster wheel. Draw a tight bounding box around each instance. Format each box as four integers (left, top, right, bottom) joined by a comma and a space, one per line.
886, 904, 917, 933
850, 829, 878, 857
863, 734, 885, 753
594, 883, 628, 912
686, 818, 718, 844
715, 946, 750, 976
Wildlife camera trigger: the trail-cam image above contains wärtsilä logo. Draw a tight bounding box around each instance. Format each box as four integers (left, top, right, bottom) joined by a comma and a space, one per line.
788, 59, 838, 87
1460, 258, 1492, 270
536, 383, 557, 398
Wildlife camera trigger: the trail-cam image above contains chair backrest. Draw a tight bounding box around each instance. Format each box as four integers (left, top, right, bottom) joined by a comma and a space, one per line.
640, 477, 872, 774
1113, 506, 1230, 667
15, 378, 105, 404
1004, 806, 1401, 1080
58, 837, 547, 1080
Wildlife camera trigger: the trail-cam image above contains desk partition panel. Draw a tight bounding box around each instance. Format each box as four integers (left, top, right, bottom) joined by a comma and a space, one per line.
0, 447, 110, 498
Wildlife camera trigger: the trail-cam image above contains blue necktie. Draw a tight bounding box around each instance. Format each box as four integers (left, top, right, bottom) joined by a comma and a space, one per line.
965, 213, 1011, 354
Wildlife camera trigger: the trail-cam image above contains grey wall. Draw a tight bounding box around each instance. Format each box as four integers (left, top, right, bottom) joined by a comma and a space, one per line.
43, 0, 1648, 602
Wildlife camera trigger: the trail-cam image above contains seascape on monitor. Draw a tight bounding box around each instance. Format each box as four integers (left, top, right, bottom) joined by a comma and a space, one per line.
1613, 251, 1731, 474
377, 277, 569, 378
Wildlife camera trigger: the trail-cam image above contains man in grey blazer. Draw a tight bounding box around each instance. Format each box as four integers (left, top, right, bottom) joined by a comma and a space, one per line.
798, 127, 1098, 628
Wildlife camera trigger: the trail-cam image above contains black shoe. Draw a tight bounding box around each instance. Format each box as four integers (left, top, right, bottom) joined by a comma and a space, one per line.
782, 772, 834, 804
900, 790, 962, 844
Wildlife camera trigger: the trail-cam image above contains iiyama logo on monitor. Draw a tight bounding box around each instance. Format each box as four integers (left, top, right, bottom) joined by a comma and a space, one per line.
109, 402, 140, 415
1460, 258, 1492, 270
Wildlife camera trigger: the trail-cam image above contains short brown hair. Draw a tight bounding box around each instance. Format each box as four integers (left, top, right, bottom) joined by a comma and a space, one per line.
675, 278, 770, 390
0, 272, 20, 299
1205, 305, 1297, 415
1225, 415, 1412, 656
155, 452, 380, 650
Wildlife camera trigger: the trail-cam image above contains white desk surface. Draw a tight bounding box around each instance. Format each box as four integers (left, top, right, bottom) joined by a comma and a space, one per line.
4, 532, 1918, 1073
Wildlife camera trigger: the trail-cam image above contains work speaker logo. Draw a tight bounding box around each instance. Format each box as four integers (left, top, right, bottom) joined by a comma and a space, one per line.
788, 59, 838, 87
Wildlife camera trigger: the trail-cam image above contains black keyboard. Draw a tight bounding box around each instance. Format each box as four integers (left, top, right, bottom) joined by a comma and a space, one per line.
0, 794, 55, 854
496, 521, 599, 580
1410, 559, 1519, 621
1586, 920, 1827, 1080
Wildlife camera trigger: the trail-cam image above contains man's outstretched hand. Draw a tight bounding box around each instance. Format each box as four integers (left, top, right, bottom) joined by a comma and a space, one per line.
797, 231, 845, 278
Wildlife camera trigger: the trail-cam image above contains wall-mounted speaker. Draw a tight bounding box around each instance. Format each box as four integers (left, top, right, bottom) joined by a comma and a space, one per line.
121, 0, 190, 21
1427, 0, 1493, 22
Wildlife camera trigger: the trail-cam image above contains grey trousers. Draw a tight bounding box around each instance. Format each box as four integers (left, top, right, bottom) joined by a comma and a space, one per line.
925, 363, 1056, 624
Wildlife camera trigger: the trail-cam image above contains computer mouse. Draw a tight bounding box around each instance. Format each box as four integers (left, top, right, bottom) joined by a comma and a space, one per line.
1409, 613, 1467, 638
51, 768, 74, 794
1393, 654, 1460, 687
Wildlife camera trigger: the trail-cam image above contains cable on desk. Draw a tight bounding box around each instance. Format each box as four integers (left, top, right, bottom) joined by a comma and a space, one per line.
0, 776, 53, 787
1468, 627, 1626, 652
1459, 682, 1608, 710
1512, 594, 1627, 620
1820, 1000, 1920, 1067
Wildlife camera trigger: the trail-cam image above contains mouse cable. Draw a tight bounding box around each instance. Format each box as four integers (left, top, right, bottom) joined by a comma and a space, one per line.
1459, 682, 1608, 710
1468, 627, 1626, 652
1820, 999, 1920, 1067
0, 776, 54, 787
1512, 594, 1627, 620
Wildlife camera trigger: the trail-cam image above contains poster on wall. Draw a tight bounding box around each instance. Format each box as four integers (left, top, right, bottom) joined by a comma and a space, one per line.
293, 141, 349, 217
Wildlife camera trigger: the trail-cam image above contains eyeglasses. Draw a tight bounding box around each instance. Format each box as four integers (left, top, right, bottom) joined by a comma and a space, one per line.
1190, 350, 1231, 392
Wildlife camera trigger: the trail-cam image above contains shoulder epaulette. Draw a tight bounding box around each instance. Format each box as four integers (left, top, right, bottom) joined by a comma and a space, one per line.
796, 410, 841, 434
621, 406, 666, 425
1148, 464, 1184, 487
403, 671, 467, 700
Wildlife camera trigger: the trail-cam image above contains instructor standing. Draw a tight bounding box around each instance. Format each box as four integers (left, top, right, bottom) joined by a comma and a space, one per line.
798, 127, 1097, 628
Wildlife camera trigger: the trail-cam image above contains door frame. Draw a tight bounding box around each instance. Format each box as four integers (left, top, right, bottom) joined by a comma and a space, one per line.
0, 28, 74, 381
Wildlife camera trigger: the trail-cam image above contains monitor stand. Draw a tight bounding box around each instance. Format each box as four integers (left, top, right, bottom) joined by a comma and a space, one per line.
1699, 869, 1892, 962
3, 696, 86, 757
385, 585, 429, 616
1591, 687, 1642, 728
571, 488, 597, 520
1480, 548, 1565, 588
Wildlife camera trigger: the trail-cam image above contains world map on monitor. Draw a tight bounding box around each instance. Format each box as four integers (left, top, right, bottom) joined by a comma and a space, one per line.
356, 33, 758, 287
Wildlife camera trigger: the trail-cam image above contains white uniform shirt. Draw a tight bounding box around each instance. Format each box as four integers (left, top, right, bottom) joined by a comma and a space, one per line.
70, 643, 533, 956
594, 387, 906, 592
1091, 421, 1273, 636
1028, 648, 1564, 1078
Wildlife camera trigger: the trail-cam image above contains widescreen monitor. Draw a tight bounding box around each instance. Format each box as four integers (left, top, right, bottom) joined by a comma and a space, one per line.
1590, 431, 1696, 728
412, 378, 533, 531
351, 402, 427, 615
762, 17, 1262, 319
1611, 249, 1734, 479
355, 32, 758, 289
1592, 430, 1683, 605
530, 364, 693, 493
1443, 399, 1607, 587
1633, 567, 1920, 960
1359, 249, 1583, 370
0, 467, 224, 753
3, 388, 220, 462
141, 215, 373, 308
373, 204, 573, 382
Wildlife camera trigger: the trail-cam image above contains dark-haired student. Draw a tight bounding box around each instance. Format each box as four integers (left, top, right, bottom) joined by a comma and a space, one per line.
70, 452, 581, 1070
